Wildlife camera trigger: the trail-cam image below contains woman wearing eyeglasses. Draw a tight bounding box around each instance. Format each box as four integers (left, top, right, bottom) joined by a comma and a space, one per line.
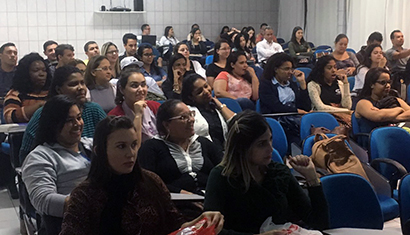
84, 55, 116, 113
108, 68, 160, 144
138, 99, 223, 198
137, 44, 167, 87
206, 39, 231, 88
355, 67, 410, 146
101, 42, 120, 79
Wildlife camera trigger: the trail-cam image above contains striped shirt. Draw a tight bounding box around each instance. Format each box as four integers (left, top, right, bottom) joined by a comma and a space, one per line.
19, 102, 106, 163
3, 89, 48, 123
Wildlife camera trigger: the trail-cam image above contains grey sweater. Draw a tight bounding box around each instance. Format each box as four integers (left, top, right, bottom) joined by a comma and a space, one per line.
22, 143, 90, 217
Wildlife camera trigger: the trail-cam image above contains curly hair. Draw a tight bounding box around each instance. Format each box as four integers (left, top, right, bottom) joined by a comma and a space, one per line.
11, 52, 51, 93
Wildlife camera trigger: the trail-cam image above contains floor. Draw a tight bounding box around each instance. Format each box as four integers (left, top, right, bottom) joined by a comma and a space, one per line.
0, 188, 403, 235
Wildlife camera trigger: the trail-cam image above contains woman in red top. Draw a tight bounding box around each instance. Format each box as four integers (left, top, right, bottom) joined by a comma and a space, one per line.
108, 68, 160, 144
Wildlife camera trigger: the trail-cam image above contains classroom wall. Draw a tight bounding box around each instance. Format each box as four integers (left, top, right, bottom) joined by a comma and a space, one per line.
0, 0, 279, 60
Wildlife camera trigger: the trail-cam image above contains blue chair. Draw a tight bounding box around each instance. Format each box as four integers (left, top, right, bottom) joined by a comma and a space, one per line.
295, 67, 312, 78
348, 76, 355, 91
271, 148, 283, 163
314, 49, 331, 61
265, 117, 288, 158
252, 65, 263, 81
308, 42, 315, 49
346, 48, 356, 54
157, 100, 165, 105
350, 112, 370, 150
255, 99, 261, 113
370, 127, 410, 198
399, 173, 410, 234
300, 112, 339, 140
315, 45, 333, 52
218, 98, 242, 113
277, 38, 285, 45
407, 85, 410, 103
321, 173, 384, 229
205, 55, 214, 66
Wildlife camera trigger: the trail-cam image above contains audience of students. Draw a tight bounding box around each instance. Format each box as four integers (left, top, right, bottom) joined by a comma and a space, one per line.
206, 39, 231, 87
174, 42, 207, 78
84, 55, 116, 113
60, 115, 224, 235
3, 53, 51, 123
181, 73, 235, 149
214, 51, 259, 110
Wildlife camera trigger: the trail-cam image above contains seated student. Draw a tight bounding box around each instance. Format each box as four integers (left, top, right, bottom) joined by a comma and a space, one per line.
181, 73, 235, 149
159, 26, 180, 55
220, 27, 241, 49
353, 44, 387, 95
60, 115, 224, 235
138, 99, 223, 196
216, 26, 230, 42
356, 32, 383, 64
83, 41, 100, 65
307, 55, 351, 111
119, 33, 138, 62
186, 23, 207, 42
204, 110, 329, 234
288, 26, 313, 67
43, 40, 58, 74
256, 26, 283, 64
255, 23, 268, 43
161, 53, 195, 99
22, 95, 92, 231
19, 66, 106, 166
84, 55, 116, 113
259, 52, 310, 114
101, 42, 121, 79
137, 43, 167, 87
355, 67, 410, 139
242, 26, 256, 51
188, 28, 207, 58
174, 42, 206, 79
206, 39, 231, 87
331, 34, 359, 76
3, 53, 51, 123
108, 68, 160, 143
213, 51, 259, 110
233, 33, 255, 62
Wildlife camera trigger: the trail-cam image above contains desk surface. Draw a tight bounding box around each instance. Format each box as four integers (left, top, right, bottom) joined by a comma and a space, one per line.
0, 124, 27, 133
323, 228, 394, 234
170, 193, 204, 201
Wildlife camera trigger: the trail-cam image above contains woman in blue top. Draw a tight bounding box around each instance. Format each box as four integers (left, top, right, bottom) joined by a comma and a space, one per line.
137, 44, 167, 87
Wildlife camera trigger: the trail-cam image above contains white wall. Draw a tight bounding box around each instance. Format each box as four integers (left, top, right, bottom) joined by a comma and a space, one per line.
0, 0, 279, 61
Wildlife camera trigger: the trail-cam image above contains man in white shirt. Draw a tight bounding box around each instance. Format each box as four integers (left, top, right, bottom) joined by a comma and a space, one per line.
256, 26, 283, 64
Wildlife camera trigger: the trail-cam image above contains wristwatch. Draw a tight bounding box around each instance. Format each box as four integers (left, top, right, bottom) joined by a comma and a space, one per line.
217, 104, 226, 110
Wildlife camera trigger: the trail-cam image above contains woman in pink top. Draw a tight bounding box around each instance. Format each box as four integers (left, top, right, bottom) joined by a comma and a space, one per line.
213, 51, 259, 110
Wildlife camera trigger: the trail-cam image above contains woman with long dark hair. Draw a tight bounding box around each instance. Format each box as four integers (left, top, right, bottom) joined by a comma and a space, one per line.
60, 115, 224, 234
206, 39, 231, 87
204, 110, 329, 234
288, 26, 313, 66
233, 33, 255, 61
331, 34, 359, 76
173, 42, 206, 78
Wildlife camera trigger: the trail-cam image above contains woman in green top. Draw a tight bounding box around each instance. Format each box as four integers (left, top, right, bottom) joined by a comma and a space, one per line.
288, 26, 313, 67
204, 110, 329, 235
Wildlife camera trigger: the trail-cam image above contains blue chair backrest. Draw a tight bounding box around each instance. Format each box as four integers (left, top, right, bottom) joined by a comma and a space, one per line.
346, 48, 356, 54
205, 55, 214, 66
308, 42, 315, 49
348, 76, 355, 91
255, 99, 261, 113
321, 173, 384, 229
157, 100, 165, 105
277, 38, 285, 45
295, 67, 312, 78
300, 112, 339, 140
399, 173, 410, 233
265, 117, 288, 158
351, 112, 360, 136
281, 42, 289, 50
218, 98, 242, 113
315, 45, 333, 52
314, 49, 331, 60
271, 148, 283, 163
252, 65, 264, 81
407, 85, 410, 103
370, 127, 410, 164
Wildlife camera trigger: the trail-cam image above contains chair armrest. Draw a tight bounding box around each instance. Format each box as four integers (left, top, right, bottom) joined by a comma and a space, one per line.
371, 158, 408, 190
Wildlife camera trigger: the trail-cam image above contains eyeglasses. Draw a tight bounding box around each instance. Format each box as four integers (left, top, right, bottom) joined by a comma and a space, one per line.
279, 67, 294, 72
168, 110, 196, 121
106, 50, 118, 55
94, 66, 112, 71
143, 53, 154, 57
375, 80, 392, 86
